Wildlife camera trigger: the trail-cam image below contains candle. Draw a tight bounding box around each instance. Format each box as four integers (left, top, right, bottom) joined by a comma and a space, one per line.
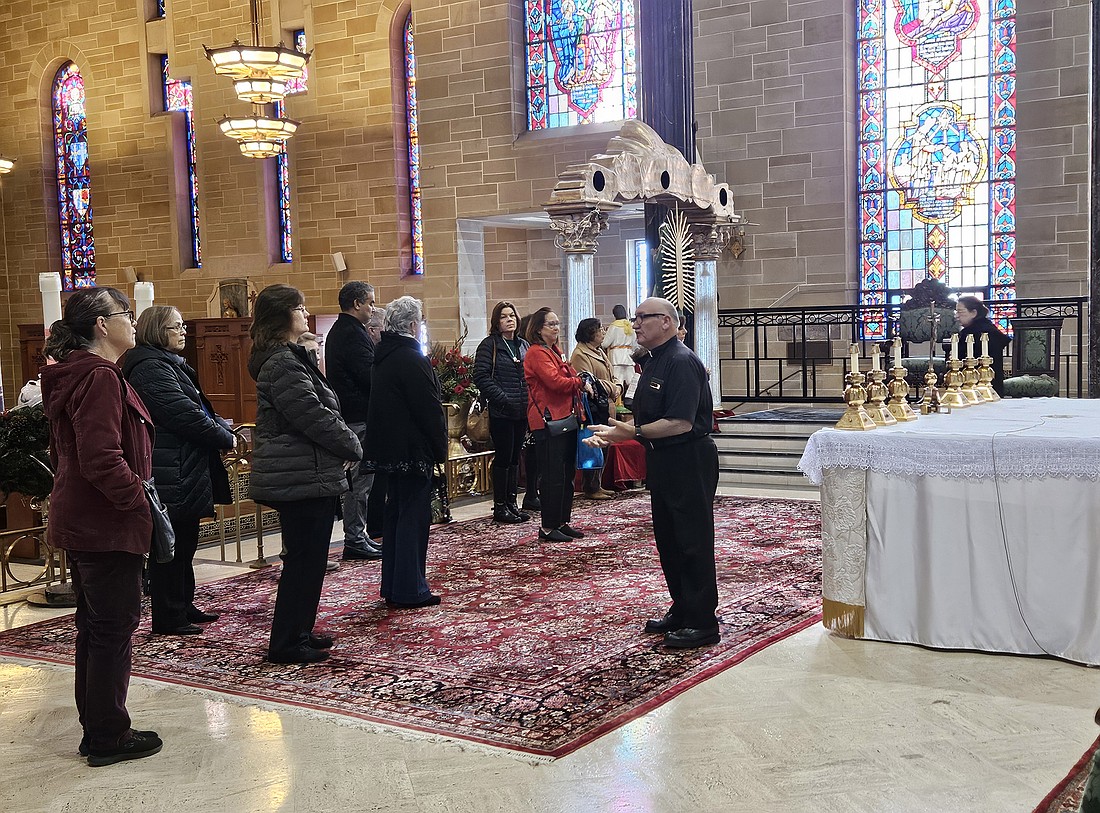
39, 272, 62, 334
950, 333, 959, 360
981, 332, 989, 358
893, 336, 902, 369
871, 344, 881, 371
133, 282, 155, 317
849, 344, 859, 373
965, 334, 975, 359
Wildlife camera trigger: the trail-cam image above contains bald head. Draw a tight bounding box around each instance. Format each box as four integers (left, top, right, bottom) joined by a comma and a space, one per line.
633, 297, 679, 349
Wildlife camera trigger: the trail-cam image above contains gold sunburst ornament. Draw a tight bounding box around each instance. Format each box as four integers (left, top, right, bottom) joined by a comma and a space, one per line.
658, 207, 695, 314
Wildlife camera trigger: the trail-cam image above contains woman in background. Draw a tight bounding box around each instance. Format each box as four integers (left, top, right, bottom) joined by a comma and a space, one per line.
248, 285, 362, 664
473, 300, 530, 523
569, 317, 620, 501
124, 306, 236, 635
41, 287, 162, 766
955, 295, 1010, 396
516, 312, 540, 513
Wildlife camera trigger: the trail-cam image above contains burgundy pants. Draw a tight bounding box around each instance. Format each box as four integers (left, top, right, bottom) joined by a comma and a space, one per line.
68, 549, 144, 750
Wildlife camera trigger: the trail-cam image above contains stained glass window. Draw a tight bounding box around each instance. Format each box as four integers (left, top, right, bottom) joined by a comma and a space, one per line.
403, 13, 423, 275
857, 0, 1017, 337
162, 57, 201, 268
524, 0, 637, 131
274, 100, 292, 263
52, 62, 95, 290
285, 30, 308, 95
155, 0, 165, 18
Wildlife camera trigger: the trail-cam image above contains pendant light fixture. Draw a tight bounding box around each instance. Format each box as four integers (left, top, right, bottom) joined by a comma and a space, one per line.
0, 158, 14, 174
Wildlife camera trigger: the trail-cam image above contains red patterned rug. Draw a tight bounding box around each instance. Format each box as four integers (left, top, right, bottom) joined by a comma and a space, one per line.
1034, 736, 1100, 813
0, 494, 821, 759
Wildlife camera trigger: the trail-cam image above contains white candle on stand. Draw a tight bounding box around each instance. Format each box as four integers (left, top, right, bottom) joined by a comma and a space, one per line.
39, 272, 62, 333
133, 281, 155, 317
966, 334, 975, 359
849, 344, 859, 373
893, 336, 902, 369
981, 332, 989, 357
871, 344, 881, 371
950, 333, 959, 360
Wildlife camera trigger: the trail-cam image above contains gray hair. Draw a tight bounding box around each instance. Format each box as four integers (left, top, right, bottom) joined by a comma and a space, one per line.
384, 296, 423, 336
367, 308, 384, 328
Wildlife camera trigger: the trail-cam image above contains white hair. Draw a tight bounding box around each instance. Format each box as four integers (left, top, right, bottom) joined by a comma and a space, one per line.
384, 296, 423, 336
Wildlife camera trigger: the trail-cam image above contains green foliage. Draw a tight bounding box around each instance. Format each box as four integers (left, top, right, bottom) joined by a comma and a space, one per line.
428, 322, 480, 403
0, 405, 53, 500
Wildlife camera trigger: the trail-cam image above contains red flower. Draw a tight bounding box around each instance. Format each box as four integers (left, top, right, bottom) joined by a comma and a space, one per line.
454, 383, 466, 396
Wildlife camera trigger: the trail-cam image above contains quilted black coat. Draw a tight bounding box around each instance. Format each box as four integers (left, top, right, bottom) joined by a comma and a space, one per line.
247, 342, 362, 504
472, 333, 529, 421
122, 345, 236, 518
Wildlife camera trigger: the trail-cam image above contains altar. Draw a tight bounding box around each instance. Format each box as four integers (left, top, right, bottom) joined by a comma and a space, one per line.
799, 398, 1100, 666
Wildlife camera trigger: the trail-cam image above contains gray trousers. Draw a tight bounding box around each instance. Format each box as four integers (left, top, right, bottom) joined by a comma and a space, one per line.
341, 422, 375, 547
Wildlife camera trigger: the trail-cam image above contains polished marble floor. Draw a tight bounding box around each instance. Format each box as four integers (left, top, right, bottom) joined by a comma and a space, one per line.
1, 488, 1098, 812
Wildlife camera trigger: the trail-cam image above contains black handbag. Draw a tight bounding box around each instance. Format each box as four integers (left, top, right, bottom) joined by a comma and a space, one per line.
542, 411, 579, 436
142, 479, 175, 563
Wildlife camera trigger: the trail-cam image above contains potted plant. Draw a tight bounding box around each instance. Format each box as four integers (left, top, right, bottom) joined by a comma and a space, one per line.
428, 332, 480, 457
0, 403, 53, 557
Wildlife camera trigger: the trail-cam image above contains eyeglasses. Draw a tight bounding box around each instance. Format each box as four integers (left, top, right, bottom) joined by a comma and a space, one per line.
166, 323, 186, 332
103, 310, 135, 323
631, 313, 666, 323
292, 305, 309, 315
544, 321, 561, 328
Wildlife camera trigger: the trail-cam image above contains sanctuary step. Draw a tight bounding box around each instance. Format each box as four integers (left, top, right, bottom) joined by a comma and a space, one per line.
714, 407, 840, 494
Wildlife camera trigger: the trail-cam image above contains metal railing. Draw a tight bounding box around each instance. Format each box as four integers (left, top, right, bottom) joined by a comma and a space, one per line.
717, 296, 1088, 404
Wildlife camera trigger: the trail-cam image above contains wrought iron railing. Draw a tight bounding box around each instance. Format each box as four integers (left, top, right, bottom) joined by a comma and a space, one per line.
717, 296, 1088, 404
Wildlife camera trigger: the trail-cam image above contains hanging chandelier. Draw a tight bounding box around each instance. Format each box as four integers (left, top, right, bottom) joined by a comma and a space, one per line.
204, 0, 309, 105
0, 157, 13, 174
217, 114, 299, 158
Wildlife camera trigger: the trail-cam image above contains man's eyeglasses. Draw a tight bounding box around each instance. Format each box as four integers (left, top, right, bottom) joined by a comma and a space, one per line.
103, 310, 135, 323
166, 323, 186, 332
631, 312, 665, 323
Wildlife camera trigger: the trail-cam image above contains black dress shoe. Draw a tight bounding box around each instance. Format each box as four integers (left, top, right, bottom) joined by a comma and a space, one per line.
507, 502, 531, 522
493, 504, 524, 524
152, 623, 203, 635
520, 497, 541, 512
80, 729, 157, 757
538, 527, 571, 542
268, 645, 330, 664
385, 594, 442, 609
307, 633, 334, 649
643, 611, 683, 634
186, 608, 219, 623
87, 730, 163, 767
342, 544, 383, 561
663, 626, 721, 648
558, 524, 585, 539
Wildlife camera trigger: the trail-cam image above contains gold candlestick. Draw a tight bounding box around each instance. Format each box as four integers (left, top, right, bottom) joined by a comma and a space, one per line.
886, 366, 919, 421
865, 368, 897, 426
962, 357, 984, 403
835, 369, 877, 430
920, 367, 941, 414
939, 358, 972, 408
976, 355, 1000, 401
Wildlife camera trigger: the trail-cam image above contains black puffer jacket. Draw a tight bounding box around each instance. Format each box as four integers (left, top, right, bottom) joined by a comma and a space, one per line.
122, 345, 236, 518
324, 312, 374, 423
247, 343, 362, 504
363, 332, 447, 476
473, 333, 529, 421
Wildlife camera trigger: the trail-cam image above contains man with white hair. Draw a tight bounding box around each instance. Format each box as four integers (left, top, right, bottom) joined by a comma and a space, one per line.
587, 297, 720, 648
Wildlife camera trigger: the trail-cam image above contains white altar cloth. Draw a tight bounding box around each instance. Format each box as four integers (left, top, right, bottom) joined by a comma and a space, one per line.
799, 398, 1100, 665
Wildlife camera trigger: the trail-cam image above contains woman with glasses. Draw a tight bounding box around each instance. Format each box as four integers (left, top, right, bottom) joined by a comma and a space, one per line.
524, 307, 593, 543
248, 286, 362, 663
40, 288, 163, 766
123, 306, 236, 636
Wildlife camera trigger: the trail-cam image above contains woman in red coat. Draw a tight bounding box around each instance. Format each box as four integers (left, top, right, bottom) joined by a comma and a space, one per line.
524, 307, 593, 543
41, 287, 161, 767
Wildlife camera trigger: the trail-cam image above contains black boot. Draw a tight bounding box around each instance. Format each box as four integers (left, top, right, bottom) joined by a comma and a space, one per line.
493, 502, 524, 524
507, 465, 530, 521
521, 445, 541, 512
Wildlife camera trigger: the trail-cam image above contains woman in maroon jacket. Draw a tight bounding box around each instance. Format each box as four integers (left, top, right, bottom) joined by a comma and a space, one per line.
524, 307, 593, 543
40, 287, 162, 768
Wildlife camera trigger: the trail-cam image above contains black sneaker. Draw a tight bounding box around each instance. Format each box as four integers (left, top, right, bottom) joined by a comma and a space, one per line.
80, 729, 158, 757
87, 730, 163, 767
559, 524, 585, 539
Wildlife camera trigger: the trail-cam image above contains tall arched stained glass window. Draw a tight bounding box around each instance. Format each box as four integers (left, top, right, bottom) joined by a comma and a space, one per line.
274, 100, 292, 263
162, 57, 201, 268
52, 62, 95, 290
857, 0, 1017, 337
403, 13, 423, 275
524, 0, 637, 131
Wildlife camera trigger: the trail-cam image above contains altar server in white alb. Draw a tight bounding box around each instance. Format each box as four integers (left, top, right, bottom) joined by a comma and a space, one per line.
602, 304, 640, 402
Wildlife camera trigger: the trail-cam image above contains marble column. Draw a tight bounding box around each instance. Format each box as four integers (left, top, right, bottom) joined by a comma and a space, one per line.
691, 224, 734, 407
549, 209, 608, 355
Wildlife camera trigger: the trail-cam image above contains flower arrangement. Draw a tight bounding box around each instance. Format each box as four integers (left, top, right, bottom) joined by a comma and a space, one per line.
0, 404, 53, 501
429, 339, 480, 404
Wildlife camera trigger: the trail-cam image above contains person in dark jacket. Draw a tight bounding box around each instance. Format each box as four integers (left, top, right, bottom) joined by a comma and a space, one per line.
364, 308, 388, 542
248, 285, 362, 664
41, 287, 163, 767
955, 295, 1011, 395
516, 311, 540, 513
363, 296, 448, 608
472, 300, 531, 524
324, 281, 382, 561
123, 306, 236, 635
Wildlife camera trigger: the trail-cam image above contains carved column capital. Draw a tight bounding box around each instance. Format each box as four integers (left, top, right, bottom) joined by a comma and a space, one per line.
689, 222, 735, 261
549, 209, 609, 254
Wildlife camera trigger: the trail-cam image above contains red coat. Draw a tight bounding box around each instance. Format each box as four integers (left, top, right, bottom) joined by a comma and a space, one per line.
41, 351, 154, 554
524, 343, 584, 430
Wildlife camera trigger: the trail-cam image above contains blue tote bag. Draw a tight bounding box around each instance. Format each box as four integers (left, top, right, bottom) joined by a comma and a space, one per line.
576, 392, 605, 471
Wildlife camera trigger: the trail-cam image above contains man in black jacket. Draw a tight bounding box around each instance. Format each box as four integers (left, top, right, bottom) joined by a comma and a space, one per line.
325, 281, 381, 560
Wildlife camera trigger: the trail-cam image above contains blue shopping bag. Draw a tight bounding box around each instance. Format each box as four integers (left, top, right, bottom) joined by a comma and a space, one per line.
576, 393, 605, 471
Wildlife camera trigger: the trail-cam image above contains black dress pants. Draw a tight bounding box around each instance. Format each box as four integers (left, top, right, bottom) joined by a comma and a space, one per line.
69, 549, 144, 750
366, 470, 388, 540
535, 428, 576, 529
489, 415, 525, 503
149, 510, 201, 630
381, 472, 434, 603
647, 437, 720, 629
268, 496, 336, 656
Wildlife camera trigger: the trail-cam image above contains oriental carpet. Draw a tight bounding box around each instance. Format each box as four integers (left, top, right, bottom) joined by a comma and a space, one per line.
1033, 736, 1100, 813
0, 494, 822, 759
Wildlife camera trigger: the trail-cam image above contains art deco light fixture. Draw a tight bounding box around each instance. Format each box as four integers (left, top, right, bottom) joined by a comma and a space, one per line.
217, 114, 299, 158
204, 0, 309, 105
0, 157, 14, 174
